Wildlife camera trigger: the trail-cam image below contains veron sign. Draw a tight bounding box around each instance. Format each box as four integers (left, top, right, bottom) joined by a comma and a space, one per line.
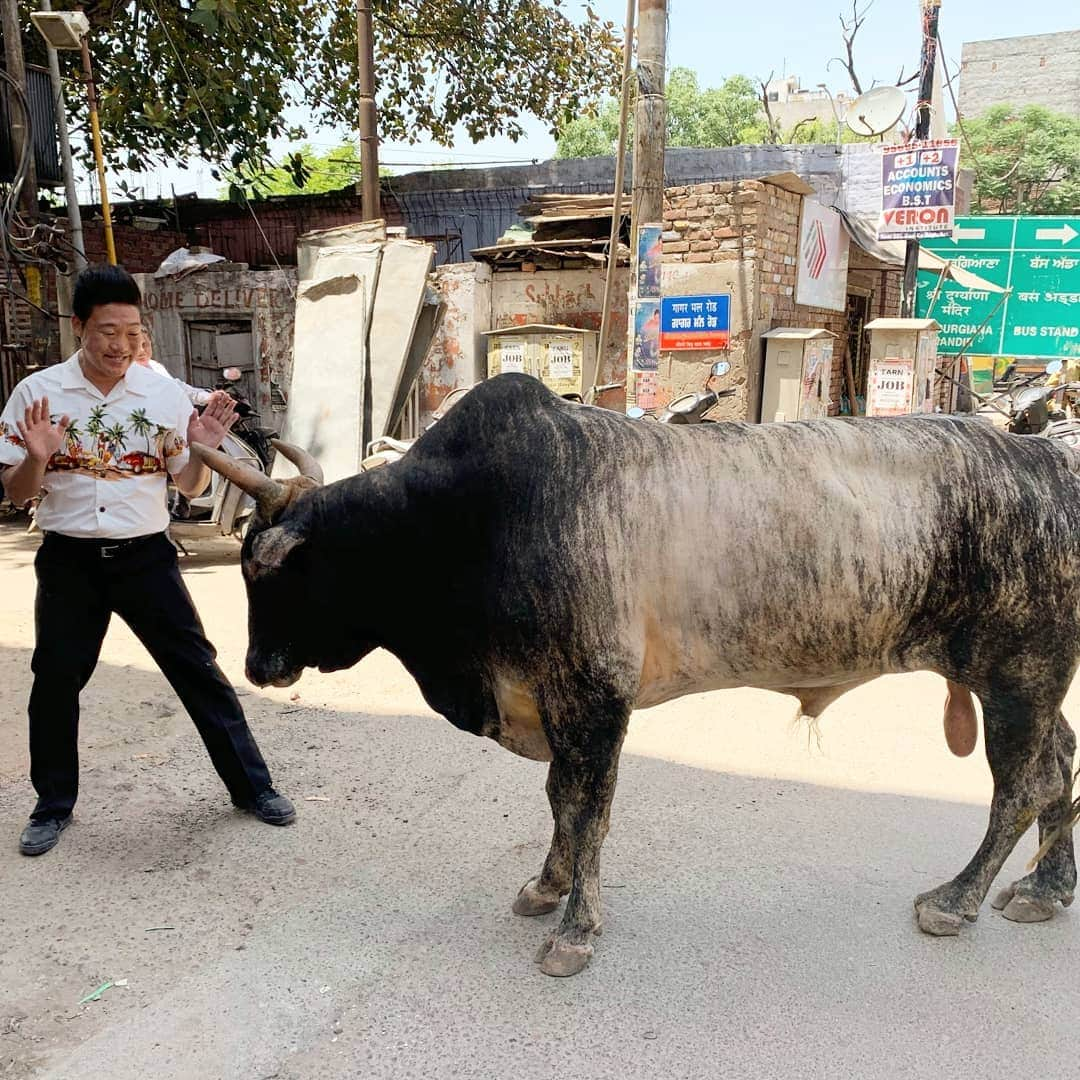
877, 139, 959, 241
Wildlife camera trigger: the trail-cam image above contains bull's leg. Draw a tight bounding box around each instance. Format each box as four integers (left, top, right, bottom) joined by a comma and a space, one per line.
915, 694, 1065, 936
530, 710, 629, 978
513, 761, 576, 916
991, 713, 1077, 922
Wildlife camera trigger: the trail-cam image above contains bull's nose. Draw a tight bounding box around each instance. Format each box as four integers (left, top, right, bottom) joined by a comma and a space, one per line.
245, 662, 300, 688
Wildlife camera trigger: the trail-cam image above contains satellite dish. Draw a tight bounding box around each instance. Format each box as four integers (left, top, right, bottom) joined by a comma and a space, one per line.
846, 85, 907, 137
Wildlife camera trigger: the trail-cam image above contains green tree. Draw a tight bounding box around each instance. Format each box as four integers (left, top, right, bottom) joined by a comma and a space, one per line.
555, 101, 622, 158
668, 71, 767, 147
958, 105, 1080, 215
18, 1, 620, 177
225, 142, 363, 198
556, 67, 768, 156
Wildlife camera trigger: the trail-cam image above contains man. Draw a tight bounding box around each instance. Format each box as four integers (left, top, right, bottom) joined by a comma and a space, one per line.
0, 265, 295, 856
134, 322, 214, 406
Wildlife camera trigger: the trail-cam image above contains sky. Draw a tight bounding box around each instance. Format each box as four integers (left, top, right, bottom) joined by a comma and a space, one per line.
100, 0, 1077, 201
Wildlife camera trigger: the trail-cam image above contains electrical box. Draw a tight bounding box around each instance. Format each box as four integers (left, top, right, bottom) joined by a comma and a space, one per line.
483, 324, 599, 399
863, 318, 940, 417
760, 328, 836, 422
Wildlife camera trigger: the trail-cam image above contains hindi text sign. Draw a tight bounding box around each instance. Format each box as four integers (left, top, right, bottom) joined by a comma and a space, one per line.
659, 294, 731, 350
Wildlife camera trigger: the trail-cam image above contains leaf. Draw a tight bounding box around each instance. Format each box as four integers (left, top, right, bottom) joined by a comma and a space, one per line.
43, 0, 623, 177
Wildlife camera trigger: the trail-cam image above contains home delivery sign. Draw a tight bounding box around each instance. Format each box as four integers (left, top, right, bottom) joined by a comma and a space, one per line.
917, 216, 1080, 359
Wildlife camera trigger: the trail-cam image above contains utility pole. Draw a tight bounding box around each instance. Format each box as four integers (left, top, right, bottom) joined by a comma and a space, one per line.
40, 0, 85, 270
78, 31, 115, 263
1, 0, 39, 213
356, 0, 381, 221
626, 0, 666, 407
596, 0, 635, 381
630, 0, 666, 244
901, 0, 941, 317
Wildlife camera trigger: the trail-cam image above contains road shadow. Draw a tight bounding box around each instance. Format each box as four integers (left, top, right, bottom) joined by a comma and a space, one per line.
1, 664, 1075, 1080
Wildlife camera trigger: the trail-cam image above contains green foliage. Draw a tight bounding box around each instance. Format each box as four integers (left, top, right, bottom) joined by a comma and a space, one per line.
958, 105, 1080, 215
227, 142, 363, 199
780, 116, 868, 145
18, 0, 621, 176
555, 100, 621, 158
556, 67, 768, 156
667, 71, 768, 147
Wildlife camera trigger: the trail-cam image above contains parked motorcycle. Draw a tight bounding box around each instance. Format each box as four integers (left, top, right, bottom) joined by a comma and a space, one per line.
360, 383, 476, 471
626, 361, 734, 424
997, 360, 1080, 448
169, 366, 277, 545
215, 366, 278, 471
169, 428, 267, 545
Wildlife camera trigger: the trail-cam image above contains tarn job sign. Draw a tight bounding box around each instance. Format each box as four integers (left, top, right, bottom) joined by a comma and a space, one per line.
878, 139, 959, 241
659, 294, 731, 350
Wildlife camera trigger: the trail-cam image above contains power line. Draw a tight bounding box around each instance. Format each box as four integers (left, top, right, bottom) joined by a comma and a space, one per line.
936, 31, 984, 187
143, 0, 296, 295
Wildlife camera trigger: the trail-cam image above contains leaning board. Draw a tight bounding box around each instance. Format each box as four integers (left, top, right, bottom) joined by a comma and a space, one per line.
274, 274, 366, 485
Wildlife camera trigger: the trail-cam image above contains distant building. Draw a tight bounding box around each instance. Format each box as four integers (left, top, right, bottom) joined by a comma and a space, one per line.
958, 30, 1080, 117
763, 76, 851, 138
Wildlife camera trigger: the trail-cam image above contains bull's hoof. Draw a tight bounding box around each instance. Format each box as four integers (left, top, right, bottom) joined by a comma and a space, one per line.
991, 881, 1066, 923
534, 934, 593, 977
914, 886, 978, 936
916, 903, 964, 936
512, 877, 563, 917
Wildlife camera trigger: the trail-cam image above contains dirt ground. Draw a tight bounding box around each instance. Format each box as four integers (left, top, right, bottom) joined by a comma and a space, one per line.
1, 515, 1078, 1080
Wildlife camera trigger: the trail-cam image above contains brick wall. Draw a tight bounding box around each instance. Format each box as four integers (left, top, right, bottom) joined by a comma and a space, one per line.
80, 223, 190, 274
660, 178, 901, 417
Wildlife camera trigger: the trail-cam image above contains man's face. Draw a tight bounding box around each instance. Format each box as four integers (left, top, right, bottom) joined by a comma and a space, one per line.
72, 303, 142, 384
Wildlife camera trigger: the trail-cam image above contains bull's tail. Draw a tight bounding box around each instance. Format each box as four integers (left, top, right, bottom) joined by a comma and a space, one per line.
1028, 762, 1080, 870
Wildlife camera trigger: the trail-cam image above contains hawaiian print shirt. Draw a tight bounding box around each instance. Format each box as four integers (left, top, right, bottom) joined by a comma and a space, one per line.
0, 353, 192, 538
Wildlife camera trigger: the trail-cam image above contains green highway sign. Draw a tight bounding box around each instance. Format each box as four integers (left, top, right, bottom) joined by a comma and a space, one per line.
917, 216, 1080, 359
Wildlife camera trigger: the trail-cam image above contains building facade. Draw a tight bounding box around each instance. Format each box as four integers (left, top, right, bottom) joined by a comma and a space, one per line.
958, 31, 1080, 117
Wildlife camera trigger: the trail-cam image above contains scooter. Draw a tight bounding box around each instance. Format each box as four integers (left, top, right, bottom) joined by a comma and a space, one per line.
360, 383, 476, 472
626, 361, 734, 423
169, 427, 266, 545
215, 366, 278, 471
985, 360, 1080, 449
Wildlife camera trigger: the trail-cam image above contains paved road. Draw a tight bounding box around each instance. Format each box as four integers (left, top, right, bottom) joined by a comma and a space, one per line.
0, 520, 1076, 1079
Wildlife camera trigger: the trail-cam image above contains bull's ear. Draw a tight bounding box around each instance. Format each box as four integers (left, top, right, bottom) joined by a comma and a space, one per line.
249, 526, 305, 578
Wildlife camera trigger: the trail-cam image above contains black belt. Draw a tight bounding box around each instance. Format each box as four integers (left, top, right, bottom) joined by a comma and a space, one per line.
43, 532, 165, 559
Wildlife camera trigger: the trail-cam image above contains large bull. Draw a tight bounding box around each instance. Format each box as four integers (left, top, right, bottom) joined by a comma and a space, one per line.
197, 374, 1080, 977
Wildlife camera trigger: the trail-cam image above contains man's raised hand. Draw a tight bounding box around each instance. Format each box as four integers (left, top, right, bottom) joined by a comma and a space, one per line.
16, 397, 70, 463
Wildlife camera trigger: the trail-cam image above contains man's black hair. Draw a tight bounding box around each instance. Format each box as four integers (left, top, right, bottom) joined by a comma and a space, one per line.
72, 265, 142, 322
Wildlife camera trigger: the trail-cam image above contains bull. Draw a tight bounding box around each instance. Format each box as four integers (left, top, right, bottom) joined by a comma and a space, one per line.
197, 374, 1080, 977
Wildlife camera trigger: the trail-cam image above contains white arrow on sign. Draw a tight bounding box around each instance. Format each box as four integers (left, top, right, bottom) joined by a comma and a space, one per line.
1035, 223, 1079, 245
953, 227, 986, 241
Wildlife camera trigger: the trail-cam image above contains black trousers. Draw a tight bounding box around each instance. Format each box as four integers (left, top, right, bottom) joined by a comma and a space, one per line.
28, 531, 272, 822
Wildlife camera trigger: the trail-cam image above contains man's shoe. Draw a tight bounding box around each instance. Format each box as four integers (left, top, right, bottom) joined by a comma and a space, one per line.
19, 815, 71, 856
235, 788, 296, 826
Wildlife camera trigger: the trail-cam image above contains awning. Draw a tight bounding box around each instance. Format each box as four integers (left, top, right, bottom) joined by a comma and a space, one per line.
838, 211, 1007, 293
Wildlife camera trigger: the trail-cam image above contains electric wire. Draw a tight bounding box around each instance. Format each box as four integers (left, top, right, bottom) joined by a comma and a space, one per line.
143, 0, 296, 296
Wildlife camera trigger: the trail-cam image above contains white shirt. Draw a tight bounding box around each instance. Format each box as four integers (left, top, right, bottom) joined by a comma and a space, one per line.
145, 358, 213, 406
0, 353, 192, 538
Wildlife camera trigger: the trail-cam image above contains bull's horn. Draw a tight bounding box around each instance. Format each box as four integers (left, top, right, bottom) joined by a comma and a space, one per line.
271, 439, 324, 485
191, 442, 288, 515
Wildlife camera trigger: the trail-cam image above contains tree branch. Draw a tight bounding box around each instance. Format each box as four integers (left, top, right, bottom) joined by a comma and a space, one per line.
836, 0, 869, 96
758, 71, 780, 144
